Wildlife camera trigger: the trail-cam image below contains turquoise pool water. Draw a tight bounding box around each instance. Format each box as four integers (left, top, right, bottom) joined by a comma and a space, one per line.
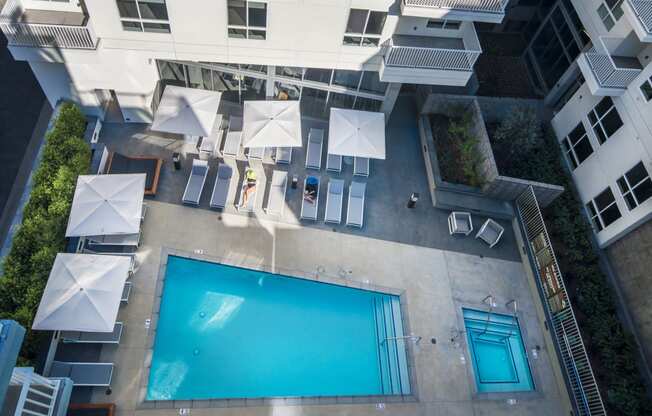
463, 308, 534, 393
147, 256, 411, 400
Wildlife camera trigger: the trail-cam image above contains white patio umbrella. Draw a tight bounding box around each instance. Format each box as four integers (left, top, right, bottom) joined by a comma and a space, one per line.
241, 100, 302, 148
151, 85, 222, 137
32, 253, 131, 332
328, 108, 386, 159
65, 173, 145, 237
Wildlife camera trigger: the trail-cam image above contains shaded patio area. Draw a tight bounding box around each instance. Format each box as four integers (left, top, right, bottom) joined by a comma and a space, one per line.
97, 95, 520, 262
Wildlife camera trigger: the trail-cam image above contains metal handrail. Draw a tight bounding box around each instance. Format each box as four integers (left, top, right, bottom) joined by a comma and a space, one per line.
383, 37, 481, 71
403, 0, 509, 13
584, 47, 641, 89
626, 0, 652, 34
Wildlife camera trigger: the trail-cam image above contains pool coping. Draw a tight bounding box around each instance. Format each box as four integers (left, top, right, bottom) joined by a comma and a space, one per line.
453, 301, 545, 403
136, 246, 420, 410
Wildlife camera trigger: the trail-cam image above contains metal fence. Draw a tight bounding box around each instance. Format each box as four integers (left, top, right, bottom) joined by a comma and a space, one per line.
584, 48, 641, 89
384, 41, 480, 71
516, 186, 606, 416
403, 0, 509, 13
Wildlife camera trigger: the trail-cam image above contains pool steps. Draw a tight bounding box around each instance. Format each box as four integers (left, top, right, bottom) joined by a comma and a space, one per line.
373, 296, 411, 396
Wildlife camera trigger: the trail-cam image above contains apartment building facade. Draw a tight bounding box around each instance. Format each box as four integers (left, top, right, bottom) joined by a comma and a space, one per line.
550, 0, 652, 248
0, 0, 511, 125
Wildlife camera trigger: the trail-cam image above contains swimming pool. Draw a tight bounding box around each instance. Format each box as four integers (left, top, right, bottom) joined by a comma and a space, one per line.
463, 308, 534, 394
147, 256, 411, 400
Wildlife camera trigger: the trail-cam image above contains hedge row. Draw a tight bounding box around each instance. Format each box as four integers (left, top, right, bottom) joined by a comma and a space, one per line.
0, 103, 90, 365
493, 114, 651, 416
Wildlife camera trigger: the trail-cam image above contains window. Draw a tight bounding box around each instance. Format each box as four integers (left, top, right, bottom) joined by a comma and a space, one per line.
359, 71, 387, 94
426, 19, 461, 30
597, 0, 623, 31
618, 162, 652, 210
588, 97, 623, 144
227, 0, 267, 40
562, 123, 593, 169
117, 0, 170, 33
343, 9, 386, 46
332, 70, 362, 90
586, 188, 621, 231
640, 78, 652, 101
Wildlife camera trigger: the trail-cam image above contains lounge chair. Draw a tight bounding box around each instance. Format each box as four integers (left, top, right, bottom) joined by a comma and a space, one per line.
448, 212, 473, 236
61, 322, 124, 344
237, 173, 258, 212
325, 179, 344, 224
247, 147, 265, 161
305, 128, 323, 170
275, 147, 292, 164
81, 239, 137, 257
122, 281, 132, 303
229, 115, 243, 131
346, 181, 366, 228
210, 164, 233, 209
223, 131, 242, 158
199, 134, 220, 159
476, 218, 505, 248
182, 159, 209, 205
49, 362, 114, 387
266, 170, 288, 216
300, 176, 320, 221
353, 157, 370, 177
85, 232, 141, 247
326, 153, 342, 173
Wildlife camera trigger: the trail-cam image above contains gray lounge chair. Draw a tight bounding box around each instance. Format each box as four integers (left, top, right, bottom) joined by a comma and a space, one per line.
61, 322, 124, 344
353, 157, 370, 177
247, 147, 265, 161
210, 164, 233, 209
346, 181, 366, 228
476, 218, 505, 248
275, 147, 292, 164
305, 128, 323, 170
448, 212, 473, 236
223, 131, 242, 158
300, 176, 320, 220
325, 179, 344, 224
182, 159, 209, 205
50, 361, 114, 387
326, 153, 342, 173
229, 115, 243, 131
266, 170, 288, 216
122, 281, 132, 303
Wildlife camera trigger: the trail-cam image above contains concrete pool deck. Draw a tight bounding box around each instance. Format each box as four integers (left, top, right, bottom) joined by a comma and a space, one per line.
85, 201, 569, 416
67, 95, 573, 415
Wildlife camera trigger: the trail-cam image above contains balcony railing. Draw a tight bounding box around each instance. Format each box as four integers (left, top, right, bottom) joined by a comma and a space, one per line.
383, 35, 481, 72
10, 368, 60, 416
403, 0, 509, 14
584, 47, 642, 89
0, 0, 98, 49
626, 0, 652, 34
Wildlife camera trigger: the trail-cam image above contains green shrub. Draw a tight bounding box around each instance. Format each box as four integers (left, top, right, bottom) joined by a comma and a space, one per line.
495, 124, 652, 415
492, 107, 541, 159
0, 102, 90, 364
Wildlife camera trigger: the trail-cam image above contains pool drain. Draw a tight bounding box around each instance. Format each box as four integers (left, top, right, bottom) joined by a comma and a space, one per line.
199, 311, 206, 318
193, 348, 200, 356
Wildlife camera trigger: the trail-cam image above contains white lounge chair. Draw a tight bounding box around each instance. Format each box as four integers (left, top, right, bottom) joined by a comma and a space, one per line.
448, 212, 473, 236
326, 153, 342, 173
210, 164, 233, 209
353, 157, 370, 177
300, 176, 320, 220
49, 362, 114, 387
61, 322, 124, 344
325, 179, 344, 224
476, 218, 505, 248
275, 147, 292, 164
237, 172, 258, 212
198, 134, 220, 159
266, 170, 288, 216
182, 159, 209, 205
247, 147, 265, 161
305, 128, 323, 170
85, 232, 140, 247
223, 131, 242, 158
346, 181, 366, 228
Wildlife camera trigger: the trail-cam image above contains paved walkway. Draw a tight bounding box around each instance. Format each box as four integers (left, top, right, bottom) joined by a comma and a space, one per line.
99, 96, 520, 262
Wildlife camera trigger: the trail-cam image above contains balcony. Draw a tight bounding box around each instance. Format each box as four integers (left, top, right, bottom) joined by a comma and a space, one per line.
578, 43, 643, 96
0, 0, 98, 49
400, 0, 509, 24
380, 29, 481, 86
623, 0, 652, 42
